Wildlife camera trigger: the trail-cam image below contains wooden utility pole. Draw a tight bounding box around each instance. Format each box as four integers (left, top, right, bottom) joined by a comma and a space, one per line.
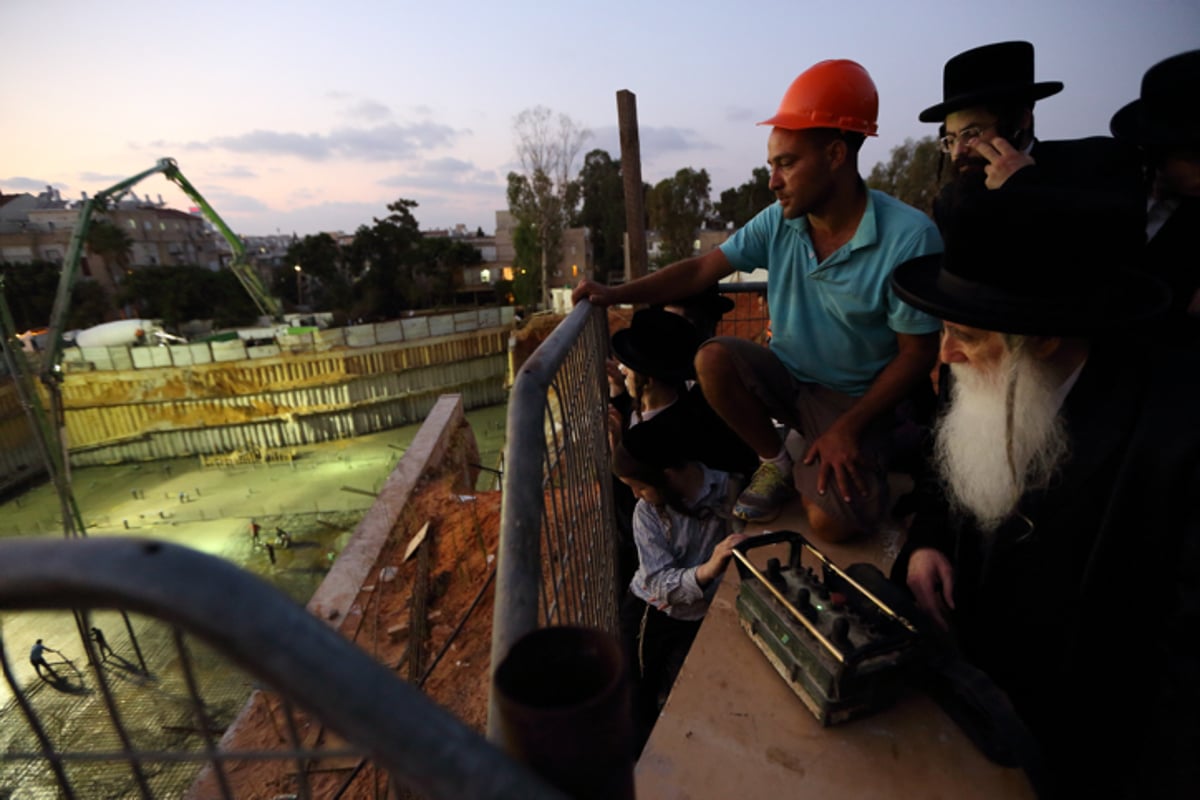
616, 90, 648, 284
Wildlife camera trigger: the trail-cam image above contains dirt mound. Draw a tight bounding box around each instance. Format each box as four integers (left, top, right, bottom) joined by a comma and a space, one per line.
204, 442, 504, 798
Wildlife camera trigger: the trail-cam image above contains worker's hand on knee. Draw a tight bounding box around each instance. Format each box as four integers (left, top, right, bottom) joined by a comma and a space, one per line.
803, 424, 867, 503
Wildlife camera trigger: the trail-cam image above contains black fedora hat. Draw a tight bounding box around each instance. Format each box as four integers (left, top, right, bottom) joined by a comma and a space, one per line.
662, 285, 735, 320
611, 308, 701, 382
891, 188, 1169, 336
919, 41, 1063, 123
1110, 49, 1200, 147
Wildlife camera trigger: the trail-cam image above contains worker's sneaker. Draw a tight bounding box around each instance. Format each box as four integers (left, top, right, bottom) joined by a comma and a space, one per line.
733, 461, 795, 523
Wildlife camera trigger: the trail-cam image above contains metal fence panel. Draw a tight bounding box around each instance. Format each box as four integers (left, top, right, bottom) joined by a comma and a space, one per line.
487, 286, 767, 740
0, 537, 565, 800
488, 303, 619, 738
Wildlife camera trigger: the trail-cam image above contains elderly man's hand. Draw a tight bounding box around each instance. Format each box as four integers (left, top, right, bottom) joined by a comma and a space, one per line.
975, 136, 1035, 189
906, 547, 956, 631
571, 280, 615, 306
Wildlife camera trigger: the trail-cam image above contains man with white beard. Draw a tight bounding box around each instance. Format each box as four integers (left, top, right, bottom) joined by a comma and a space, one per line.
889, 188, 1197, 798
932, 332, 1071, 537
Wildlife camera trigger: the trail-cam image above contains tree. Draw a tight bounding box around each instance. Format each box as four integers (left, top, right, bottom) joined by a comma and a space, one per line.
647, 167, 713, 267
0, 260, 60, 331
118, 265, 258, 329
284, 233, 350, 311
416, 236, 482, 307
1, 260, 116, 332
572, 149, 626, 282
346, 198, 425, 319
717, 166, 773, 228
82, 217, 133, 316
866, 136, 945, 217
509, 106, 590, 307
509, 220, 541, 307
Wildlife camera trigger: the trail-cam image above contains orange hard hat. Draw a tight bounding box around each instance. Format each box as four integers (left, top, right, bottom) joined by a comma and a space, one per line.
759, 59, 879, 136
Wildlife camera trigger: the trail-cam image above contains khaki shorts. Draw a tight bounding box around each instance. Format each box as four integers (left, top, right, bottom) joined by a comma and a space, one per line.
700, 336, 891, 532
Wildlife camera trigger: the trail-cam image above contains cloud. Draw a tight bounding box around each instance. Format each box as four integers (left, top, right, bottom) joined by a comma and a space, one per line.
725, 105, 757, 123
185, 122, 463, 162
2, 176, 64, 192
348, 99, 391, 122
589, 124, 717, 163
203, 191, 269, 213
210, 165, 258, 180
376, 157, 502, 193
79, 171, 131, 184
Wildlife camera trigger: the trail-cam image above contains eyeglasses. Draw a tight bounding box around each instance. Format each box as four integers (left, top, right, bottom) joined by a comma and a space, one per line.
938, 124, 996, 154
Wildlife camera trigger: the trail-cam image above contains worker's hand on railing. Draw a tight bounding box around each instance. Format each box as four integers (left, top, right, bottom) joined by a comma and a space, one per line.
571, 280, 615, 307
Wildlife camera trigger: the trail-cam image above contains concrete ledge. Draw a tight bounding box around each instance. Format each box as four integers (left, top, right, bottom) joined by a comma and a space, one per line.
306, 393, 466, 626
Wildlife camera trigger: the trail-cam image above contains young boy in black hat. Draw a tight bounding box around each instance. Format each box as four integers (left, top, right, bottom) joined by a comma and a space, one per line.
607, 308, 756, 591
612, 420, 745, 757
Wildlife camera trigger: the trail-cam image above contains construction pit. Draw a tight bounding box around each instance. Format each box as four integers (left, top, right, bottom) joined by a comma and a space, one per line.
0, 397, 508, 798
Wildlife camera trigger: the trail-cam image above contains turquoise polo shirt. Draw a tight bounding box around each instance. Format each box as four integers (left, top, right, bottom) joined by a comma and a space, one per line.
720, 190, 943, 396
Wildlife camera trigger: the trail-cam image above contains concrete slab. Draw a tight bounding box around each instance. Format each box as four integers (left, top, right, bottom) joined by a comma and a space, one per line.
636, 490, 1035, 799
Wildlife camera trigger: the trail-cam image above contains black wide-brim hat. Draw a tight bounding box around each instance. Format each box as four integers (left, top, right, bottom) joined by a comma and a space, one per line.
663, 285, 735, 320
1110, 49, 1200, 147
919, 41, 1063, 123
891, 188, 1169, 337
611, 308, 702, 382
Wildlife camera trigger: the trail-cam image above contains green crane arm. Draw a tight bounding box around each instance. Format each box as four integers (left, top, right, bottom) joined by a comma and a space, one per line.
159, 161, 283, 322
45, 158, 281, 383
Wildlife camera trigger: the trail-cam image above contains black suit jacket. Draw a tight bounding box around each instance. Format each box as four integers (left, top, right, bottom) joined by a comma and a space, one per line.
1145, 197, 1200, 345
933, 136, 1144, 231
894, 342, 1200, 797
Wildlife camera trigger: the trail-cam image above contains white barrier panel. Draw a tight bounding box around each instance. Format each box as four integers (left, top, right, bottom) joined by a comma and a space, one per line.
452, 311, 478, 332
108, 347, 135, 371
313, 328, 345, 352
401, 317, 430, 340
345, 324, 378, 348
375, 320, 405, 343
81, 346, 115, 371
130, 347, 173, 369
428, 315, 454, 337
247, 344, 282, 359
212, 340, 248, 363
190, 343, 213, 365
479, 308, 501, 328
169, 346, 194, 367
277, 332, 315, 350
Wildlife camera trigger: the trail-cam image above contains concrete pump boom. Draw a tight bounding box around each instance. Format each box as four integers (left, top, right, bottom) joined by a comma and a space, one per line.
45, 157, 281, 384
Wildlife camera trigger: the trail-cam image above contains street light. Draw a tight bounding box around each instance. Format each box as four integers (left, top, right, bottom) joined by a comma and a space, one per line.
293, 264, 302, 306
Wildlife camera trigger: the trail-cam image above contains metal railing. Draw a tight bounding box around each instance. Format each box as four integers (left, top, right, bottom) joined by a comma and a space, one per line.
488, 302, 619, 737
487, 284, 768, 739
0, 537, 565, 800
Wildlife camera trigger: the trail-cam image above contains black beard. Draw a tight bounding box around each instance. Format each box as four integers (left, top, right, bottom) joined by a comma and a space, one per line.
952, 154, 989, 176
938, 163, 989, 222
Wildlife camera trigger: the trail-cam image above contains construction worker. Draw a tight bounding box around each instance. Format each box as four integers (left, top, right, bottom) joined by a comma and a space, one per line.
91, 627, 116, 662
574, 59, 942, 541
30, 639, 59, 679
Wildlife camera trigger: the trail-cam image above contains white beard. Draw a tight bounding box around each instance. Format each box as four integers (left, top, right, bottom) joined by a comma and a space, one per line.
933, 350, 1071, 532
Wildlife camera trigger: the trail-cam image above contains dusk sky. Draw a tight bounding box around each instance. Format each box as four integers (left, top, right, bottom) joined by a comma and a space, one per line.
4, 1, 1196, 238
